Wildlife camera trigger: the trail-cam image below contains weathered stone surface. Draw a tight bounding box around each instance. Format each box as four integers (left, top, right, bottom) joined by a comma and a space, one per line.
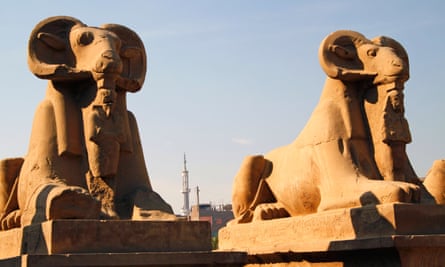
397, 236, 445, 267
0, 251, 247, 267
241, 241, 445, 267
219, 204, 445, 266
0, 220, 212, 259
0, 220, 248, 266
219, 203, 445, 253
0, 227, 22, 259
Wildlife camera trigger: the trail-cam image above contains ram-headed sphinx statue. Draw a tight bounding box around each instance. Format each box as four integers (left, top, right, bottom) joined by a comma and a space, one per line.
232, 30, 445, 223
0, 16, 174, 230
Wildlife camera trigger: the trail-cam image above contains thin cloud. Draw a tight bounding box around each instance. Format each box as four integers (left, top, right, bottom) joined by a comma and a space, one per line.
232, 138, 254, 145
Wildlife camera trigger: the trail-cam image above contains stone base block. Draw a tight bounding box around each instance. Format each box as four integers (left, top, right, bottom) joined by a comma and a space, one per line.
235, 235, 445, 266
0, 227, 22, 259
218, 203, 445, 266
0, 251, 247, 267
0, 220, 211, 258
0, 220, 247, 266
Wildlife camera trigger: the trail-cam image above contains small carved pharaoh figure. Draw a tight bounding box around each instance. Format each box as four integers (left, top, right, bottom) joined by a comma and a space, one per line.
382, 87, 411, 143
83, 87, 126, 218
0, 16, 175, 230
367, 82, 414, 182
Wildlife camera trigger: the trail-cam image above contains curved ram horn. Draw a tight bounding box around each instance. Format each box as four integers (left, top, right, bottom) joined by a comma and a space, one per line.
28, 16, 90, 80
101, 24, 147, 93
372, 36, 410, 81
319, 30, 376, 81
37, 32, 66, 51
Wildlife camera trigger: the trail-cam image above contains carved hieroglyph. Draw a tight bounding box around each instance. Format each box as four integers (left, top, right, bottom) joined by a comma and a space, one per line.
231, 30, 445, 223
0, 16, 174, 230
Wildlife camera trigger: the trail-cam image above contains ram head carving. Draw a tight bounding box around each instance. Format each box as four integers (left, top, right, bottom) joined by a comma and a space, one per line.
319, 30, 409, 85
28, 16, 146, 92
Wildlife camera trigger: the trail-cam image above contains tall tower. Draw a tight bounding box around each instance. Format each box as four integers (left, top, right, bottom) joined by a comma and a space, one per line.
180, 153, 190, 217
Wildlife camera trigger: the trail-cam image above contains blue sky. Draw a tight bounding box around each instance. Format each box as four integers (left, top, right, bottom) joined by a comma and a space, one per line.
0, 1, 444, 213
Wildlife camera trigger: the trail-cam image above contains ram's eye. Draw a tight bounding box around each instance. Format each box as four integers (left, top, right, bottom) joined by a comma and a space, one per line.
77, 31, 94, 46
367, 48, 377, 57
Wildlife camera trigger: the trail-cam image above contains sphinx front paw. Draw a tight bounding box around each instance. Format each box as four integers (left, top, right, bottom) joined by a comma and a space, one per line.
253, 203, 290, 221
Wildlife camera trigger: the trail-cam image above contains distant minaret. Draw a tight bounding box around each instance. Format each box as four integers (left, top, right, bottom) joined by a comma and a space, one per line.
180, 153, 190, 217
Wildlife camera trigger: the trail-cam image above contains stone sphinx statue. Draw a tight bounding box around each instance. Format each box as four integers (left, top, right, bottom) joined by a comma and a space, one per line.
0, 16, 174, 230
231, 30, 445, 223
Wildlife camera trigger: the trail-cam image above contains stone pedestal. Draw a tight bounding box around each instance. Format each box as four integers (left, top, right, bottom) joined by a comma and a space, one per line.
218, 203, 445, 266
0, 220, 247, 266
1, 252, 247, 267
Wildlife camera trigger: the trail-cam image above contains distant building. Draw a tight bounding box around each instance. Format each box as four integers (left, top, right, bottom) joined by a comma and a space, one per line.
190, 203, 234, 237
178, 154, 233, 235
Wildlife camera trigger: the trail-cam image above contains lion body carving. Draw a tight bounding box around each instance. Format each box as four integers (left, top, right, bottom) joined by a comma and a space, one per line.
232, 30, 444, 223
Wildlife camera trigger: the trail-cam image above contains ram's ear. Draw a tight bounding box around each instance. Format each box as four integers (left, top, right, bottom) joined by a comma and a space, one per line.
28, 16, 90, 80
101, 24, 147, 93
372, 36, 409, 80
319, 30, 376, 81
